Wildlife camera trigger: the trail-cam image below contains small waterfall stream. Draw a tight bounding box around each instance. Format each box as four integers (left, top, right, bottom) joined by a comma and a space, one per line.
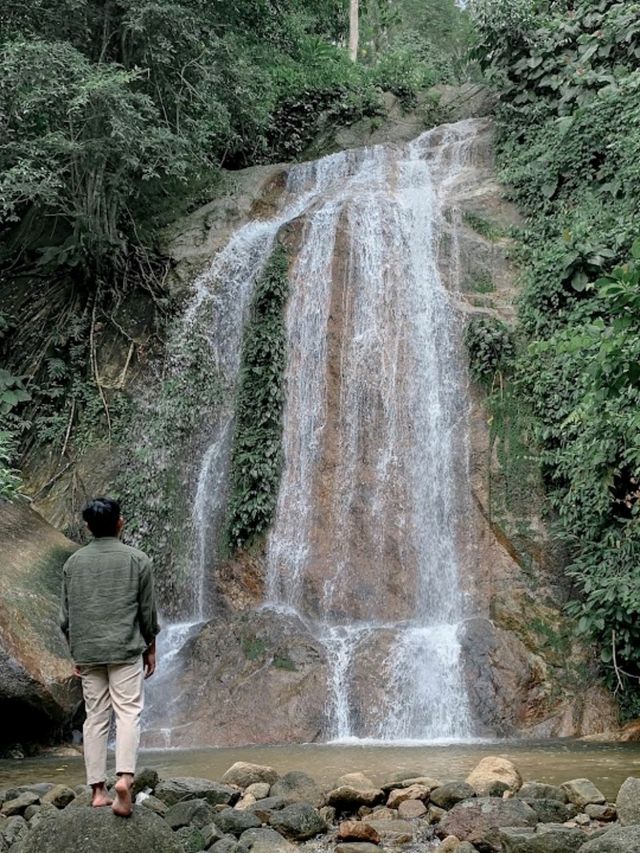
149, 119, 487, 744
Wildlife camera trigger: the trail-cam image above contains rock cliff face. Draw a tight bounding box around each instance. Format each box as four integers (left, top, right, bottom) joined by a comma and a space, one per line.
0, 502, 79, 748
143, 96, 618, 745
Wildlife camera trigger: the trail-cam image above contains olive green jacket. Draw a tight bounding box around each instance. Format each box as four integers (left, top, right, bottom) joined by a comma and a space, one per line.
59, 537, 160, 665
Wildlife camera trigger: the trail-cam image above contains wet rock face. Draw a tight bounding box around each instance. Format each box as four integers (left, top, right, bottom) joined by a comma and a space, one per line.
0, 502, 79, 747
144, 610, 328, 747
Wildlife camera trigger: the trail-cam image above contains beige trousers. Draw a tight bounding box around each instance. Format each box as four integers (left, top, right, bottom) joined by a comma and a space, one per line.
80, 657, 144, 785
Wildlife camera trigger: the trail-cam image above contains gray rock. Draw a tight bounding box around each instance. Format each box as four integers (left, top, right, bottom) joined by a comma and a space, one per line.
166, 798, 216, 830
222, 764, 279, 789
500, 824, 585, 853
361, 820, 416, 844
522, 799, 577, 823
517, 783, 567, 803
138, 794, 169, 817
156, 779, 240, 808
335, 845, 381, 853
176, 826, 206, 852
437, 798, 538, 852
1, 792, 39, 817
41, 785, 76, 809
133, 768, 160, 798
270, 772, 323, 808
246, 796, 290, 823
27, 805, 58, 832
427, 804, 446, 824
245, 784, 270, 801
585, 803, 616, 821
212, 809, 262, 837
23, 805, 40, 821
430, 782, 476, 810
2, 815, 28, 848
616, 777, 640, 826
202, 824, 225, 848
268, 802, 327, 840
65, 789, 93, 808
19, 805, 182, 852
210, 835, 239, 853
327, 786, 385, 813
237, 827, 295, 853
319, 806, 336, 824
458, 844, 478, 853
561, 780, 606, 809
578, 824, 640, 852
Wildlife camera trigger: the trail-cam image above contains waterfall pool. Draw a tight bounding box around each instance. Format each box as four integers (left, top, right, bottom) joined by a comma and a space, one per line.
2, 740, 639, 799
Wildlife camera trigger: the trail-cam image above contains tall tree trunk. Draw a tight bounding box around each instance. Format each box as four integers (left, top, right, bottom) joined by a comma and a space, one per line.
349, 0, 359, 61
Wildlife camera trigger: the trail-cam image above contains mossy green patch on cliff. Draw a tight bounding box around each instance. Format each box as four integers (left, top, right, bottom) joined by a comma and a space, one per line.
224, 245, 289, 553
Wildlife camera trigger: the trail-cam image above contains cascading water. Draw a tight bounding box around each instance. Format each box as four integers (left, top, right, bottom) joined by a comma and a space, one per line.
148, 118, 488, 744
265, 121, 481, 741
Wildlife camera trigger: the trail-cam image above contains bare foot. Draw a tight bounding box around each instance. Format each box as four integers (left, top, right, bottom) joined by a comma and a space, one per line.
91, 784, 113, 807
112, 774, 134, 817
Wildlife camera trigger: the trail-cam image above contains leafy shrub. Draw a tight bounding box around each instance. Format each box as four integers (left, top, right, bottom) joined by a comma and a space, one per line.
472, 0, 640, 713
225, 246, 289, 552
464, 316, 515, 384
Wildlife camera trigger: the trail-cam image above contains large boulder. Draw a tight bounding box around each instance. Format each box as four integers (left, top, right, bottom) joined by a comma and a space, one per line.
430, 782, 476, 810
268, 802, 327, 840
517, 783, 566, 803
578, 825, 640, 852
616, 777, 640, 826
466, 757, 522, 796
522, 799, 577, 824
327, 785, 385, 812
500, 824, 586, 853
143, 610, 328, 747
0, 502, 79, 745
155, 778, 239, 807
270, 772, 323, 807
164, 798, 215, 829
238, 827, 295, 853
222, 763, 279, 789
19, 805, 182, 853
436, 798, 538, 852
561, 780, 606, 809
212, 809, 262, 837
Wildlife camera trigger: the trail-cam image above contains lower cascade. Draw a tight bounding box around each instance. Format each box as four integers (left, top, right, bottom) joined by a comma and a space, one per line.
147, 119, 489, 744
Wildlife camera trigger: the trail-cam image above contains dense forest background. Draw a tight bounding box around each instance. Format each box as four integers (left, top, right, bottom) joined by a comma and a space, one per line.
1, 0, 639, 717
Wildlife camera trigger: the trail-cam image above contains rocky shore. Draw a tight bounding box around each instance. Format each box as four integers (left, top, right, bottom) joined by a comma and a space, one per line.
1, 757, 639, 852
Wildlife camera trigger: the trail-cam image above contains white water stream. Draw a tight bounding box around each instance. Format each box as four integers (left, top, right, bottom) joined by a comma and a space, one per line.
151, 119, 486, 743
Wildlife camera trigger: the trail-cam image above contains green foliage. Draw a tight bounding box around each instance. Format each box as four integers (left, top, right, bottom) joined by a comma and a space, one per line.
242, 636, 267, 661
463, 211, 506, 242
465, 271, 495, 293
464, 316, 514, 384
472, 0, 640, 713
225, 246, 289, 553
114, 328, 224, 601
0, 431, 22, 501
272, 654, 296, 671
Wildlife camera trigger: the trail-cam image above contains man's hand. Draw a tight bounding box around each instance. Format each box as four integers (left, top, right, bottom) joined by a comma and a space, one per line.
143, 640, 156, 679
73, 665, 81, 678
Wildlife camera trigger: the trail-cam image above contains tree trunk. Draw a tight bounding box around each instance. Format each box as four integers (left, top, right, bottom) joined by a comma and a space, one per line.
349, 0, 359, 61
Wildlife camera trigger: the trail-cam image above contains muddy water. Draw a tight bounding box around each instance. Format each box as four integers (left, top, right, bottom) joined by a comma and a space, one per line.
2, 741, 639, 799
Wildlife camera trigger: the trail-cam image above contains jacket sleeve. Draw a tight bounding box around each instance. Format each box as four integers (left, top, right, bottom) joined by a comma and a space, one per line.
138, 556, 161, 646
59, 562, 70, 642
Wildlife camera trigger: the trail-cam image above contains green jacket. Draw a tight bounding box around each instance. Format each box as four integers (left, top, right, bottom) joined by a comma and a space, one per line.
59, 537, 160, 665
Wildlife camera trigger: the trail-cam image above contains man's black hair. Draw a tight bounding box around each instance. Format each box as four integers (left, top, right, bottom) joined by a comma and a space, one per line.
82, 497, 121, 538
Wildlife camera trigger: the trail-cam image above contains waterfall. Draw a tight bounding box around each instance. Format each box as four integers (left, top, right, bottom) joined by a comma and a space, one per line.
265, 121, 480, 741
150, 118, 488, 744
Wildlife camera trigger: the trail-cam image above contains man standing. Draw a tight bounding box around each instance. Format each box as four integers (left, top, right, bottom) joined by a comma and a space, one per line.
59, 497, 160, 817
